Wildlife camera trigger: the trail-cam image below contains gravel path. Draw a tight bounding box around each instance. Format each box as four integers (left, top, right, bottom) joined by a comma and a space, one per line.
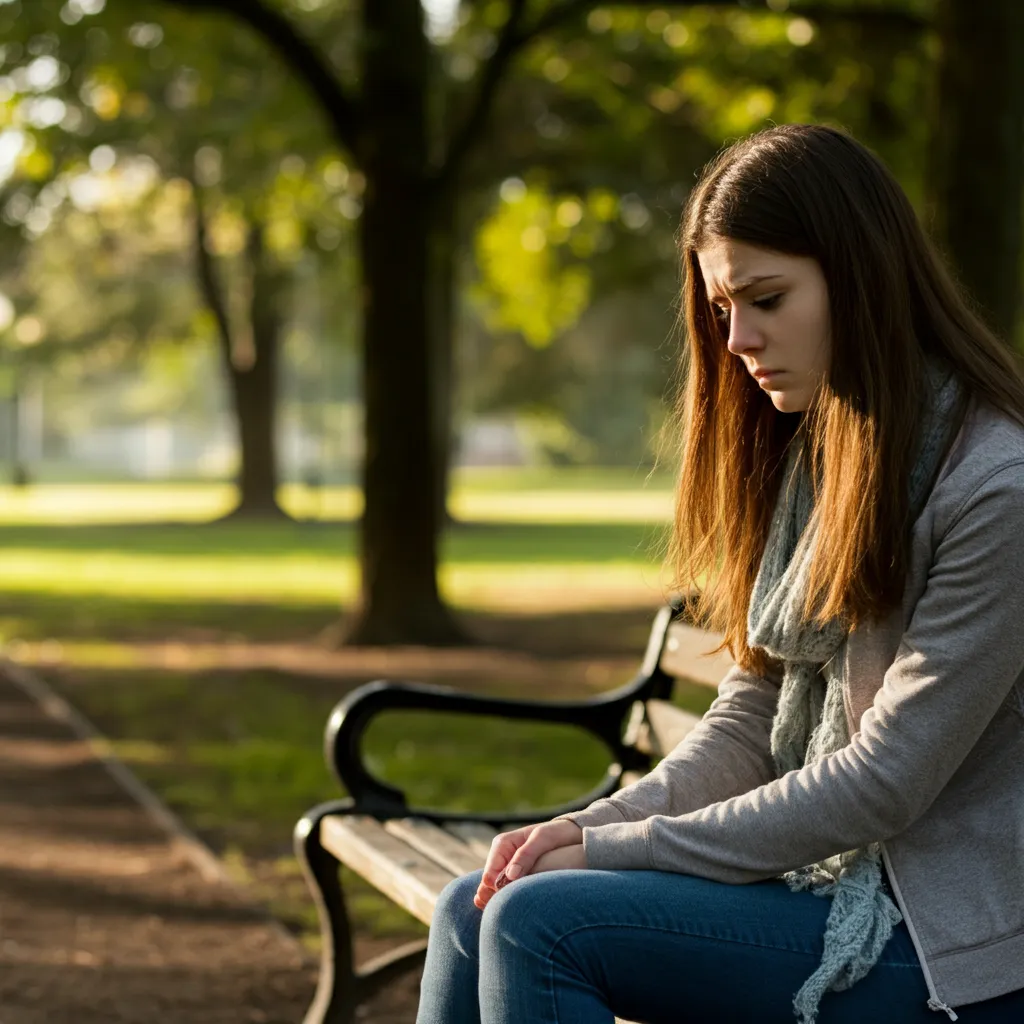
0, 668, 323, 1024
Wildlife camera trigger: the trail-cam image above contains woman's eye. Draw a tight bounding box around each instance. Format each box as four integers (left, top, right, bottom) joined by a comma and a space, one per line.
712, 294, 781, 325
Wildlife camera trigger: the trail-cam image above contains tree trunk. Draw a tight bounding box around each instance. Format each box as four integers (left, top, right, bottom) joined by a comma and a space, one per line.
221, 225, 288, 520
927, 0, 1024, 342
192, 182, 287, 520
342, 0, 465, 644
7, 369, 28, 487
430, 186, 459, 529
225, 357, 282, 516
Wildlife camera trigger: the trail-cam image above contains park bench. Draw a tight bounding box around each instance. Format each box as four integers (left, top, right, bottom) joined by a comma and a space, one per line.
294, 598, 734, 1024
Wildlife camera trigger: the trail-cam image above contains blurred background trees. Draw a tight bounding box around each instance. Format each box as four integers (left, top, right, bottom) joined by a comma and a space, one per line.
1, 0, 1021, 644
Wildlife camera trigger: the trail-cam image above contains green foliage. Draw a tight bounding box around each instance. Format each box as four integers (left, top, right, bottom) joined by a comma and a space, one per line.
471, 181, 618, 346
0, 0, 359, 389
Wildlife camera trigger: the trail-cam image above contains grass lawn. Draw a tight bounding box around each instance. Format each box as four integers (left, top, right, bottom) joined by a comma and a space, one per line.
0, 476, 717, 951
0, 467, 675, 525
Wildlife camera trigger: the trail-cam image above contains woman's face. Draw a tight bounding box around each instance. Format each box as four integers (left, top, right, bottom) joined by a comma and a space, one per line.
696, 236, 831, 413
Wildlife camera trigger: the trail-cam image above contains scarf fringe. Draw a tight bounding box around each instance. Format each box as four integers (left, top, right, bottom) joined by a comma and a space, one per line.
786, 850, 903, 1023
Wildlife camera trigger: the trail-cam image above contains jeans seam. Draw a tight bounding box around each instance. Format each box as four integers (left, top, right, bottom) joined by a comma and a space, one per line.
545, 942, 559, 1023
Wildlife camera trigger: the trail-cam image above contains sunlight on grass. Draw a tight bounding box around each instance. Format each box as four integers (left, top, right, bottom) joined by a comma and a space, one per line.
4, 640, 157, 667
0, 550, 668, 609
0, 549, 360, 602
451, 489, 672, 523
0, 476, 673, 525
0, 483, 238, 524
0, 509, 673, 615
97, 738, 172, 764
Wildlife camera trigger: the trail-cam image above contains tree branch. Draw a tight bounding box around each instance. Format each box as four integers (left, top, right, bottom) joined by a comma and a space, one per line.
158, 0, 361, 157
187, 174, 235, 365
436, 0, 531, 192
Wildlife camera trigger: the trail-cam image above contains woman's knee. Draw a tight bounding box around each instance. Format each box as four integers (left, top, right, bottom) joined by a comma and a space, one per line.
431, 870, 484, 958
480, 871, 564, 954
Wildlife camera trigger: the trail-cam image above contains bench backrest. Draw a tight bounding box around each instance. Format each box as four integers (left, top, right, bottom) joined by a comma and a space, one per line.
659, 619, 735, 687
622, 619, 736, 767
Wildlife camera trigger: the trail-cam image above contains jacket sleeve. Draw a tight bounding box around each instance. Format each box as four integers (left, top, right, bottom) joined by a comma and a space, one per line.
579, 462, 1024, 882
556, 661, 781, 830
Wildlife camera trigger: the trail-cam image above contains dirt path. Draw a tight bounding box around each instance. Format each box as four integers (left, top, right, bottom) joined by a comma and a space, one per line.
0, 669, 423, 1024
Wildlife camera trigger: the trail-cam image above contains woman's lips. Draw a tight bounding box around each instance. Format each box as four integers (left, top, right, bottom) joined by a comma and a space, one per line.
755, 371, 784, 385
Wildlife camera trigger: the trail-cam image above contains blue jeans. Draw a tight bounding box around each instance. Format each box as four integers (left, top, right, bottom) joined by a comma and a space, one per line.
416, 868, 1024, 1024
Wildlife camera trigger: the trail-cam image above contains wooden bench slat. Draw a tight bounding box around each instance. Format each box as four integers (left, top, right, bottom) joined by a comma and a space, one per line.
385, 818, 487, 877
321, 815, 456, 926
444, 821, 498, 861
659, 620, 733, 687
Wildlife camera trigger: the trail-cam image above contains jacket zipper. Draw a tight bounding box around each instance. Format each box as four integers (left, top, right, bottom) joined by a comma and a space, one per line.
880, 842, 959, 1020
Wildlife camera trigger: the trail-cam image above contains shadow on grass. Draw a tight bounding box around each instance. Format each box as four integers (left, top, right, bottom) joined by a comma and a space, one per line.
0, 590, 670, 660
0, 590, 337, 644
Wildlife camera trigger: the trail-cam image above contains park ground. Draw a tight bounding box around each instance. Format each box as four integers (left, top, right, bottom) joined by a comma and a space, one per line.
0, 470, 718, 1021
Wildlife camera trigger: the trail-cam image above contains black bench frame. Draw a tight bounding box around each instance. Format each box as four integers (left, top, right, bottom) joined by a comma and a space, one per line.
294, 598, 689, 1024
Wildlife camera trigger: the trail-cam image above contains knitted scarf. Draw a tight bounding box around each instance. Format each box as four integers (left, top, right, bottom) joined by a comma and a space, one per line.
746, 356, 964, 1024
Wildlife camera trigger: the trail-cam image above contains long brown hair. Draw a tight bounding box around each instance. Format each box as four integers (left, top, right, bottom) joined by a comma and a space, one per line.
670, 123, 1024, 676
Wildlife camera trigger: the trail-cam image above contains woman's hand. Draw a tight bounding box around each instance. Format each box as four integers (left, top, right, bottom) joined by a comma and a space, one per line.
530, 843, 586, 874
474, 819, 584, 909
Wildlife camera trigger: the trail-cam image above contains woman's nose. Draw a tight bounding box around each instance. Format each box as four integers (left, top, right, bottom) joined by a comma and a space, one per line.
726, 310, 764, 357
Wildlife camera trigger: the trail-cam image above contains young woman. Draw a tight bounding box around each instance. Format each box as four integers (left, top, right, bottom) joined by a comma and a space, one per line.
415, 124, 1024, 1024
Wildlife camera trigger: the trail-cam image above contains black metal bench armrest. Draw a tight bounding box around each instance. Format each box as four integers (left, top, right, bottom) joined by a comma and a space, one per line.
324, 680, 659, 825
322, 602, 681, 823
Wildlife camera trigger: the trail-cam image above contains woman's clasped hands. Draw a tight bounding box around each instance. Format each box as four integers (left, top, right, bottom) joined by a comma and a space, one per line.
473, 819, 586, 909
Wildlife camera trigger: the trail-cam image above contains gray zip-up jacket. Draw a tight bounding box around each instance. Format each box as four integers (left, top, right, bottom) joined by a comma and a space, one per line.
561, 395, 1024, 1019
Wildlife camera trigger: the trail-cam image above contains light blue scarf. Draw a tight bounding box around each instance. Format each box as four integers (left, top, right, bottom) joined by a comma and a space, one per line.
747, 357, 964, 1024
